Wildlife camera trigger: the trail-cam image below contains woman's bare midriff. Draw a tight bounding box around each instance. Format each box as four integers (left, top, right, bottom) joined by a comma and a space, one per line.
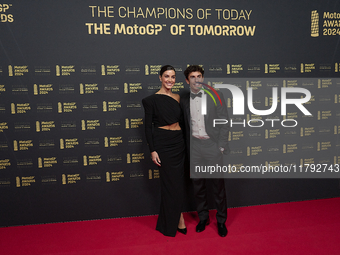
158, 122, 181, 130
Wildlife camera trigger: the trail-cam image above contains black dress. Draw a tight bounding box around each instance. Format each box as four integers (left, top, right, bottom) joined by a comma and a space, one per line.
142, 94, 185, 237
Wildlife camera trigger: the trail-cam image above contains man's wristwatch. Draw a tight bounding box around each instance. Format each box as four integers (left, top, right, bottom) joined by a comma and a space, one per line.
219, 147, 225, 154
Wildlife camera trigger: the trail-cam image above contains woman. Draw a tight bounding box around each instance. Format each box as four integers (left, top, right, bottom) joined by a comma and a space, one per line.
142, 65, 186, 237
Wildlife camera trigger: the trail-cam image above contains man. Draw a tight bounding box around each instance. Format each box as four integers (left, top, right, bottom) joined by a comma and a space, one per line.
181, 65, 230, 237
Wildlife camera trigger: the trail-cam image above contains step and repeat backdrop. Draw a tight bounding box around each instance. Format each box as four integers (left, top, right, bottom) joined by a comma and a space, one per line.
0, 0, 340, 226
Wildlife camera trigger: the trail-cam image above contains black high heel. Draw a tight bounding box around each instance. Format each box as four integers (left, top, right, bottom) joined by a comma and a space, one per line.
177, 227, 187, 235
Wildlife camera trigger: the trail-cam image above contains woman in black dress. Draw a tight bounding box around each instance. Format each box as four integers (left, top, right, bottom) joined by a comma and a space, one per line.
142, 65, 186, 237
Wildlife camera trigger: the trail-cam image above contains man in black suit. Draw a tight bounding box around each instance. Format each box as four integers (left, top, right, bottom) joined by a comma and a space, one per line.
181, 65, 230, 237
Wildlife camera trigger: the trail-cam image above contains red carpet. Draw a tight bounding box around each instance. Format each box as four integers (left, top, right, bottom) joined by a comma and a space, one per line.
1, 198, 339, 255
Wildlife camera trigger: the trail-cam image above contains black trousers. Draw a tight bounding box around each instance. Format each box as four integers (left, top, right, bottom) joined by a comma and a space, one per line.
191, 137, 227, 224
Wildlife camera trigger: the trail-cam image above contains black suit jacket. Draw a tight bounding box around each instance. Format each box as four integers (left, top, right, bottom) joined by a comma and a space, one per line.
180, 90, 230, 156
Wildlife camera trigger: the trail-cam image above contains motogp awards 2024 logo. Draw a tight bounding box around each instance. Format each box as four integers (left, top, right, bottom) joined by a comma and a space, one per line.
198, 82, 312, 128
0, 4, 13, 23
311, 10, 340, 37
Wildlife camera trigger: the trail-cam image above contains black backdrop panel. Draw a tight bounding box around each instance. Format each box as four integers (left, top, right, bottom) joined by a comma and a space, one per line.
0, 0, 340, 227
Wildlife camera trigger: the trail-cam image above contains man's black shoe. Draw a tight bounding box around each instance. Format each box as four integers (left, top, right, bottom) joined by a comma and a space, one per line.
196, 219, 210, 233
217, 223, 228, 237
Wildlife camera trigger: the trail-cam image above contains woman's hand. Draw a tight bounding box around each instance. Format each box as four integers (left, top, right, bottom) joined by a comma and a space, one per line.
151, 151, 161, 166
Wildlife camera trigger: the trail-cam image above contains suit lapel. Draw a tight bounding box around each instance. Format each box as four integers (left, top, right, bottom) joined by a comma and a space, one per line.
184, 93, 190, 122
204, 93, 213, 123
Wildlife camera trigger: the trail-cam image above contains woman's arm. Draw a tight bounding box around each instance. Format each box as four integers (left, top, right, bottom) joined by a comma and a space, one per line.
142, 97, 161, 166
